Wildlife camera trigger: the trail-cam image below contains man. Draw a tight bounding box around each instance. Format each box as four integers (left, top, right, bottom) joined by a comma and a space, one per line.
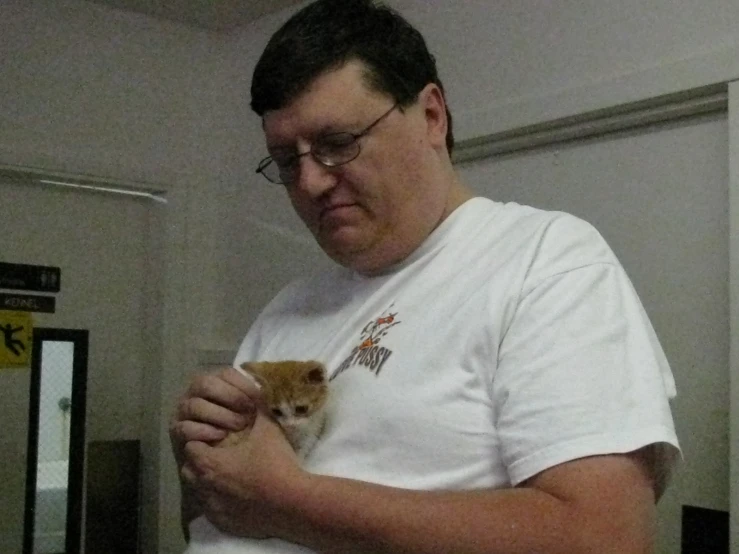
170, 1, 680, 552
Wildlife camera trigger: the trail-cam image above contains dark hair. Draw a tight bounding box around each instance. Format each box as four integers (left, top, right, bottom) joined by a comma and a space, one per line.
250, 0, 454, 153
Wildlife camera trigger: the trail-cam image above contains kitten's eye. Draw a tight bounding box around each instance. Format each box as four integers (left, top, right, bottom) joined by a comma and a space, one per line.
272, 408, 284, 417
295, 405, 309, 416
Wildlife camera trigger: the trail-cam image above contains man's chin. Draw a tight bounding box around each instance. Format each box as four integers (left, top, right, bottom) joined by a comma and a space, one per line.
318, 228, 370, 262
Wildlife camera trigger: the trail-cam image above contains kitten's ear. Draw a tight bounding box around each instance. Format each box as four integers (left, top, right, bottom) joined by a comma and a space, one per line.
305, 363, 326, 384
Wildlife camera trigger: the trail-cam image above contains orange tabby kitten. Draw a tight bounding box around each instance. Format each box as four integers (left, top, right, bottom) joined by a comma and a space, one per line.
217, 360, 329, 459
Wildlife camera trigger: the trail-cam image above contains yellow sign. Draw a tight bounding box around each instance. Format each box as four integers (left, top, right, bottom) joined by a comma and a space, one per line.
0, 311, 32, 368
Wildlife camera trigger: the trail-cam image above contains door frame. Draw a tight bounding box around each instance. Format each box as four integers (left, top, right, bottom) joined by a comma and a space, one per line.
23, 327, 89, 554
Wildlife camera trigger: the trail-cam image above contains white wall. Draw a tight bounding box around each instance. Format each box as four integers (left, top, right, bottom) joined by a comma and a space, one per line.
0, 0, 220, 185
202, 0, 739, 348
395, 0, 739, 137
3, 0, 739, 552
7, 0, 737, 350
4, 1, 738, 345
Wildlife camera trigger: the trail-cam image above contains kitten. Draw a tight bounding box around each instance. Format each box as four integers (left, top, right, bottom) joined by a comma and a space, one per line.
217, 360, 329, 459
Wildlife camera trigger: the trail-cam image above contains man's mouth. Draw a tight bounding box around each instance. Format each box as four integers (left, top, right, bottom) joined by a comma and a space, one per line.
320, 203, 357, 221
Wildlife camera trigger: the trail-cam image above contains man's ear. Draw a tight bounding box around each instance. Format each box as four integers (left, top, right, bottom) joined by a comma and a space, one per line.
419, 83, 449, 150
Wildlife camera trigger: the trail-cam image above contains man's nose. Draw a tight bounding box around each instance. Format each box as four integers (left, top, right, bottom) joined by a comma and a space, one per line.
293, 154, 337, 197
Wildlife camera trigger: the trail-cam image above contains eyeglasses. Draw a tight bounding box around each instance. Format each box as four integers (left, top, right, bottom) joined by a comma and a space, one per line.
256, 103, 399, 185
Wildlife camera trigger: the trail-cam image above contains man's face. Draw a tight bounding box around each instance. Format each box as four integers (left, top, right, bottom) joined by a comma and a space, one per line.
261, 60, 452, 273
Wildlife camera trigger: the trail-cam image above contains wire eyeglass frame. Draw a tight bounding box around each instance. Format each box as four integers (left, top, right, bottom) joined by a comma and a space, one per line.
255, 103, 400, 185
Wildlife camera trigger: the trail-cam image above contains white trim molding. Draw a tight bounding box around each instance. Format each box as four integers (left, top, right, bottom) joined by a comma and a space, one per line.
453, 85, 727, 164
728, 80, 739, 554
0, 164, 169, 198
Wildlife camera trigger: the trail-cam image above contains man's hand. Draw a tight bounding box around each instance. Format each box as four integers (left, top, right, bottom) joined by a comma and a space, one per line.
179, 407, 305, 540
169, 367, 259, 462
169, 366, 262, 536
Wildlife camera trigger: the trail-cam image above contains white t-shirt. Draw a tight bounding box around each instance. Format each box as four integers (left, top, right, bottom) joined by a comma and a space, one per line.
185, 198, 680, 554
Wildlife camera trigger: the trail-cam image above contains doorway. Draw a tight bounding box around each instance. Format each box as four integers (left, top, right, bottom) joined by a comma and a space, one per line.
23, 328, 88, 554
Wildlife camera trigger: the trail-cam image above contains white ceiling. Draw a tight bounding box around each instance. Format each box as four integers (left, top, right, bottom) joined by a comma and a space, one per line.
85, 0, 304, 31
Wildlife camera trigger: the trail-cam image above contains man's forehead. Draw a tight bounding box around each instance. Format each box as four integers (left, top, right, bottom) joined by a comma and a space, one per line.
262, 106, 350, 148
261, 62, 390, 145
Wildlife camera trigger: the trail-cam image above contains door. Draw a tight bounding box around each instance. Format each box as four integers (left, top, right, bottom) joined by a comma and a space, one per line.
0, 174, 164, 553
23, 328, 88, 554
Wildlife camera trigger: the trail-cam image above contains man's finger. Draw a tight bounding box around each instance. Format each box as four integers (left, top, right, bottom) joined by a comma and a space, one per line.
187, 370, 255, 413
220, 366, 263, 397
222, 367, 270, 412
178, 396, 251, 431
171, 419, 228, 446
180, 441, 210, 485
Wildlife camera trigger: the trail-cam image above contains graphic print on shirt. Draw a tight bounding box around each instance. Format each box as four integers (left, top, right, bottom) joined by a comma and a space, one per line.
331, 305, 400, 380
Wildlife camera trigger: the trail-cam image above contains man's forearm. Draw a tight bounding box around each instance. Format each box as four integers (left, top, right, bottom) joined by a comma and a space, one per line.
276, 477, 581, 553
268, 455, 655, 554
181, 408, 656, 552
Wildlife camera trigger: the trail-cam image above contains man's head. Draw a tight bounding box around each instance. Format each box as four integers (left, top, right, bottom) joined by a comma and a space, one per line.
251, 1, 471, 274
251, 0, 454, 153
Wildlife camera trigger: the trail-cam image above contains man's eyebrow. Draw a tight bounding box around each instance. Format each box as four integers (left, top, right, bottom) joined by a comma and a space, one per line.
314, 121, 355, 135
265, 120, 361, 152
310, 115, 368, 137
317, 114, 372, 136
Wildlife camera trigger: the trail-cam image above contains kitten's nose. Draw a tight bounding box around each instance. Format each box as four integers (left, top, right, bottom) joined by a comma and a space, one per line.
283, 418, 300, 430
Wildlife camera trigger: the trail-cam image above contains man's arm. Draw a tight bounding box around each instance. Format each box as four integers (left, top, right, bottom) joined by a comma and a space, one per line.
282, 452, 656, 554
184, 411, 658, 554
170, 366, 259, 540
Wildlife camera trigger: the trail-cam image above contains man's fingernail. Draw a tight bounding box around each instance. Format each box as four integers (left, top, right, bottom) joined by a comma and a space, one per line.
234, 365, 262, 389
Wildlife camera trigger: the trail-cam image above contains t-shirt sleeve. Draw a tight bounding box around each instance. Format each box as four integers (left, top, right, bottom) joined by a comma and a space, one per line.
491, 217, 680, 491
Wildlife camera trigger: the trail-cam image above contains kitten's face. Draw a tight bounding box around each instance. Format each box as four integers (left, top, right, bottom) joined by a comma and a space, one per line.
241, 360, 328, 435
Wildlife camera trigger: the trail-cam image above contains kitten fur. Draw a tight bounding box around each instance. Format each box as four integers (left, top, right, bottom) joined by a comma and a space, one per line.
217, 360, 329, 459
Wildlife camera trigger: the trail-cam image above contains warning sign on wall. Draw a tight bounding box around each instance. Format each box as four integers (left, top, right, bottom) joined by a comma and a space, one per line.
0, 311, 32, 368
